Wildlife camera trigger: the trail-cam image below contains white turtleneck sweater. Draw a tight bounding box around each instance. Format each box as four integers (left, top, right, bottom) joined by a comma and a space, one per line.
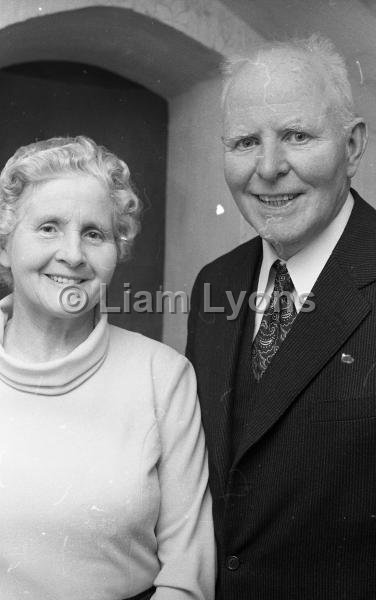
0, 295, 215, 600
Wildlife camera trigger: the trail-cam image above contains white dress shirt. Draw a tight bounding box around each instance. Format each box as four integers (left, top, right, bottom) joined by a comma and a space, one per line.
253, 193, 354, 339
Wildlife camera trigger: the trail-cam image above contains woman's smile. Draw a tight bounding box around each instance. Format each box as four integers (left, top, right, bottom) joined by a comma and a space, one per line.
44, 274, 87, 285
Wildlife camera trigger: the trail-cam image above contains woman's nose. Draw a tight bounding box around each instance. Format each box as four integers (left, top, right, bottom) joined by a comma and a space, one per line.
55, 232, 85, 267
255, 142, 289, 181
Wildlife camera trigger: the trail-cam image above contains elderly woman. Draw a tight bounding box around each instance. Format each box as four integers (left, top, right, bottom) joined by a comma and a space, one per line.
0, 136, 215, 600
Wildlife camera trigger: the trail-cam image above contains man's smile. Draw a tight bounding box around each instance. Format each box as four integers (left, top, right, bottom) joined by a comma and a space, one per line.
253, 193, 301, 207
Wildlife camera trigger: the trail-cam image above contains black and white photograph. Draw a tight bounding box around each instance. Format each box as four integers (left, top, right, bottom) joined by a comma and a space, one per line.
0, 1, 375, 598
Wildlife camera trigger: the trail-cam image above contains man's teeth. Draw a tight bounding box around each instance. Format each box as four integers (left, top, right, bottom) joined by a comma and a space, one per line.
258, 194, 298, 205
47, 275, 83, 284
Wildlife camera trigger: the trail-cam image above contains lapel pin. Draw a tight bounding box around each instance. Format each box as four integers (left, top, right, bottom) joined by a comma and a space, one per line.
341, 353, 354, 365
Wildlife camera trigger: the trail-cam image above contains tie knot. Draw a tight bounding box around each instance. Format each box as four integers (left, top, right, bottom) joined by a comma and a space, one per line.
273, 260, 294, 293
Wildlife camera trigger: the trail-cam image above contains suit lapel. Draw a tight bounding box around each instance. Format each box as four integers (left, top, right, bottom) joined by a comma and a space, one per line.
233, 192, 376, 466
205, 238, 262, 492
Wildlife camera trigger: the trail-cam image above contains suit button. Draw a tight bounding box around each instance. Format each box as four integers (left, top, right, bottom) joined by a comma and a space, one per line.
226, 555, 240, 570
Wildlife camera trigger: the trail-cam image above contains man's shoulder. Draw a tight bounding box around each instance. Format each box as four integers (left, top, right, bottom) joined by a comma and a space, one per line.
340, 189, 376, 247
333, 189, 376, 279
351, 188, 376, 215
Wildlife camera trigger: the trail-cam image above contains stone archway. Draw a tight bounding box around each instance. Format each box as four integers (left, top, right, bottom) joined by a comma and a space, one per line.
0, 5, 222, 98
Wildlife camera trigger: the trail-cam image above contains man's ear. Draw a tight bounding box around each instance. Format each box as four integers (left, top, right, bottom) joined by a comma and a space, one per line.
346, 118, 368, 178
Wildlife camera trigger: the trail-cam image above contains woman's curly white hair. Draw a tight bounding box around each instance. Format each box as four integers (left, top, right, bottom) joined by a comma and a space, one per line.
0, 135, 141, 285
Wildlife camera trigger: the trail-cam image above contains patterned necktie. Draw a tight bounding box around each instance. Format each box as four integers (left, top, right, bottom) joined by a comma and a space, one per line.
251, 260, 297, 381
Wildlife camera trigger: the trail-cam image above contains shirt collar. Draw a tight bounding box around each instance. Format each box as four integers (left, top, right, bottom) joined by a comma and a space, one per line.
259, 192, 354, 304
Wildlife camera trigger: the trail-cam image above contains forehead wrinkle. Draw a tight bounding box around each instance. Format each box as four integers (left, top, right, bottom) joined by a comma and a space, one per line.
253, 54, 273, 108
224, 78, 339, 137
26, 201, 76, 223
225, 103, 330, 134
66, 209, 113, 233
72, 201, 115, 235
21, 197, 111, 230
228, 48, 335, 115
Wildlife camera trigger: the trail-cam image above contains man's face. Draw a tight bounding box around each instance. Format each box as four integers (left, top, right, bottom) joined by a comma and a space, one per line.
223, 50, 363, 259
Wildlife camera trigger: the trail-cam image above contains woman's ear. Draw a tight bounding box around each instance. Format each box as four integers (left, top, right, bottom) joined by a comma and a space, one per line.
346, 118, 368, 178
0, 246, 11, 269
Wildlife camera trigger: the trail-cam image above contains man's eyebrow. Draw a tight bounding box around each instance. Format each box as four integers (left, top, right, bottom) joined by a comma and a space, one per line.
281, 119, 305, 128
277, 115, 319, 129
282, 113, 329, 129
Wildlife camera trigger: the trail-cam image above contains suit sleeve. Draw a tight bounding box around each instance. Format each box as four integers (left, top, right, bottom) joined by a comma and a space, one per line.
152, 352, 216, 599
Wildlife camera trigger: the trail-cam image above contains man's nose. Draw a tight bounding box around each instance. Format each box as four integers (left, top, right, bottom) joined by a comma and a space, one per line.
55, 232, 85, 267
255, 142, 289, 181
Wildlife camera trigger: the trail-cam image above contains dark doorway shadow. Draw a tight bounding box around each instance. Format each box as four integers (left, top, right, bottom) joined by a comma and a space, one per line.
0, 61, 168, 341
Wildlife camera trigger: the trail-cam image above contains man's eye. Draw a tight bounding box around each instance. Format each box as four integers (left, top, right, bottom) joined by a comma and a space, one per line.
235, 137, 258, 150
286, 131, 310, 143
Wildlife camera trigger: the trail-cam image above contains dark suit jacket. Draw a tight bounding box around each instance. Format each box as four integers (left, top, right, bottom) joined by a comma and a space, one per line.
186, 190, 376, 599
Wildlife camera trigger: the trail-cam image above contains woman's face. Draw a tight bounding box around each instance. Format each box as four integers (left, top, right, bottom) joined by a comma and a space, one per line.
0, 174, 118, 322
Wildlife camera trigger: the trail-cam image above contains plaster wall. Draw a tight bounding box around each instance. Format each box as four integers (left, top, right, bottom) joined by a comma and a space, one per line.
163, 77, 245, 351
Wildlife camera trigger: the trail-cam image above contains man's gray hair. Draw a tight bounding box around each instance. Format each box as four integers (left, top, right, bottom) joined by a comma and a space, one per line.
221, 33, 355, 126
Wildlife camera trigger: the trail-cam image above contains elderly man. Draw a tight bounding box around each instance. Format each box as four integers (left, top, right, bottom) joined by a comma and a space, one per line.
186, 35, 375, 598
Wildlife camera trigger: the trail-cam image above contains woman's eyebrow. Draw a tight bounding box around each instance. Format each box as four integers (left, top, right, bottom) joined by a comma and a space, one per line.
31, 213, 67, 223
83, 221, 113, 233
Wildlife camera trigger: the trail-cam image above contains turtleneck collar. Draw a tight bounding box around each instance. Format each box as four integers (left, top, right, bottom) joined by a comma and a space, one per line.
0, 294, 109, 395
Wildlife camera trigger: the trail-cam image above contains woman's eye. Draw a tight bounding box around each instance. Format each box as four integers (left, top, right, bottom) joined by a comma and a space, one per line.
39, 224, 57, 235
84, 230, 104, 242
286, 131, 310, 143
235, 137, 258, 150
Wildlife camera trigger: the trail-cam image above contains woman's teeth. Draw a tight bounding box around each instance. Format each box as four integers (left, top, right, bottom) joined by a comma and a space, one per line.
257, 194, 298, 206
47, 275, 83, 284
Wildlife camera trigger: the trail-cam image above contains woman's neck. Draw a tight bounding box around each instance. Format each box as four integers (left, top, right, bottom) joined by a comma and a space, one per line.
3, 303, 95, 363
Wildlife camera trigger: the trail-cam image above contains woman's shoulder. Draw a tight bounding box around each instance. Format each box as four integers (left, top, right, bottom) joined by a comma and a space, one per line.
106, 325, 198, 421
107, 324, 189, 369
